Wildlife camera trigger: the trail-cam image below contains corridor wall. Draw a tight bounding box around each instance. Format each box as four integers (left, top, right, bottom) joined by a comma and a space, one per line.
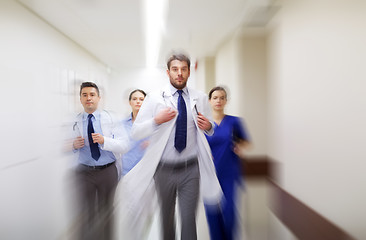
267, 0, 366, 238
0, 0, 110, 239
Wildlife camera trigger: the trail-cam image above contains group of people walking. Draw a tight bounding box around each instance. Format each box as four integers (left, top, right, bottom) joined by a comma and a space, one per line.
71, 52, 250, 240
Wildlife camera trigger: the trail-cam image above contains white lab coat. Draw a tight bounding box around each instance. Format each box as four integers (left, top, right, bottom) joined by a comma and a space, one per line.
120, 85, 222, 223
72, 110, 130, 168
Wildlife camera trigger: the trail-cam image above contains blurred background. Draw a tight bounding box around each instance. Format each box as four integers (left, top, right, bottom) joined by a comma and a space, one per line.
0, 0, 365, 239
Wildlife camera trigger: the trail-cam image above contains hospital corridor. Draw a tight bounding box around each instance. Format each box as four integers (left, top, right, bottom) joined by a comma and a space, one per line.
0, 0, 365, 239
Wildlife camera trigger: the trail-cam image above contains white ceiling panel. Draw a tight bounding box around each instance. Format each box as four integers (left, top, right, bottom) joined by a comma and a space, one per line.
18, 0, 273, 69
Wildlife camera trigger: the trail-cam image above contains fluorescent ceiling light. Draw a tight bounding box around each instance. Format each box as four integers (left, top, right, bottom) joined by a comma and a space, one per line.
144, 0, 168, 68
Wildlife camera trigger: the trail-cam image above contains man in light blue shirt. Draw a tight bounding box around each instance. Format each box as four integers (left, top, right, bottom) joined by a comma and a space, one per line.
72, 82, 129, 240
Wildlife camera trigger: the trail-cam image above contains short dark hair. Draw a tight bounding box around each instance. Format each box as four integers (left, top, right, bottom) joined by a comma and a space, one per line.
166, 53, 191, 70
80, 82, 100, 96
208, 86, 227, 100
128, 89, 146, 101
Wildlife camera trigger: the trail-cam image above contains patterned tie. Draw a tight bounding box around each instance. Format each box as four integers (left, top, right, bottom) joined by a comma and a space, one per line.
88, 114, 101, 160
174, 90, 187, 153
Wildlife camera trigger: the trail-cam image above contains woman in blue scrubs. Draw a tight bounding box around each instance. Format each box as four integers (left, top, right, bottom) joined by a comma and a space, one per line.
205, 86, 250, 240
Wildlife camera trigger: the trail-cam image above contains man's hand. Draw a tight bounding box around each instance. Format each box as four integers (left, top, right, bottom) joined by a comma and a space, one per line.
91, 133, 104, 144
197, 112, 212, 131
73, 136, 85, 149
154, 108, 177, 125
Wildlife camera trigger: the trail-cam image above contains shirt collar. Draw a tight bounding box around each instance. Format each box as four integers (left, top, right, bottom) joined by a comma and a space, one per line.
83, 110, 100, 120
169, 84, 189, 96
127, 112, 133, 122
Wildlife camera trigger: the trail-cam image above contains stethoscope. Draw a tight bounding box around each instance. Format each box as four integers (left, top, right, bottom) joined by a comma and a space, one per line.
73, 113, 82, 136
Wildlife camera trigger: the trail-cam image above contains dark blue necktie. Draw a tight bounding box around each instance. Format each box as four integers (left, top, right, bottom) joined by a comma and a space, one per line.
88, 114, 100, 160
174, 90, 187, 153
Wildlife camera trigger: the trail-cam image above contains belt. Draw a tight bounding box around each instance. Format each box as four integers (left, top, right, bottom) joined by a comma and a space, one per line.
158, 158, 198, 171
81, 162, 114, 170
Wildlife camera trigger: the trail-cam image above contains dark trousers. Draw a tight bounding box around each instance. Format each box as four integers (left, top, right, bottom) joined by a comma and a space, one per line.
74, 163, 118, 240
154, 158, 200, 240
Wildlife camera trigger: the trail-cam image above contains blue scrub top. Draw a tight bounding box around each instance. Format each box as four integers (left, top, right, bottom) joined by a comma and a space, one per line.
205, 115, 249, 181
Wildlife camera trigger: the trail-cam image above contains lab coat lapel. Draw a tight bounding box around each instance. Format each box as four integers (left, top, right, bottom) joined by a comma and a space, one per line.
99, 111, 109, 136
189, 88, 199, 116
162, 85, 177, 109
74, 114, 84, 138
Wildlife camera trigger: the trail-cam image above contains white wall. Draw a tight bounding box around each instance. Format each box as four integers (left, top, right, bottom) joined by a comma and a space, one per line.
237, 36, 268, 156
0, 0, 110, 239
215, 34, 268, 156
215, 37, 241, 116
267, 0, 366, 238
195, 56, 216, 94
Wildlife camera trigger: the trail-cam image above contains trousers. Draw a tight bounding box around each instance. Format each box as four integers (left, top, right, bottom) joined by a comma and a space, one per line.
74, 163, 118, 240
154, 157, 200, 240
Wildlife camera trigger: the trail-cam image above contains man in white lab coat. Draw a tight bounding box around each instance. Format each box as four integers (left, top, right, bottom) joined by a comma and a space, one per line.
121, 53, 222, 240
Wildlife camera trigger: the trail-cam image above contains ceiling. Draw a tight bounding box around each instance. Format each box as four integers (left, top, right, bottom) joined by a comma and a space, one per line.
18, 0, 274, 70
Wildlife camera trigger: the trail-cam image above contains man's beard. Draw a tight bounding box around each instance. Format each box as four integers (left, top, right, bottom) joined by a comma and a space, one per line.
170, 78, 187, 90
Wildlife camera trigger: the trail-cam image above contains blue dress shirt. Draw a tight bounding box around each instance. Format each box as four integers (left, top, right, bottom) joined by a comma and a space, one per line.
78, 111, 116, 166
